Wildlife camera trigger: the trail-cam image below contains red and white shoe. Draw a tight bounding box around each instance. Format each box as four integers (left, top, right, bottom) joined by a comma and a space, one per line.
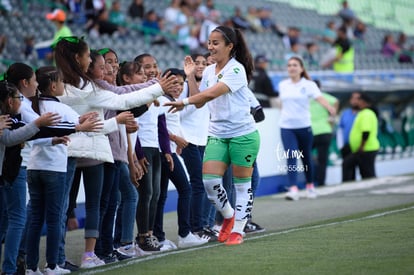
218, 215, 235, 242
225, 232, 244, 246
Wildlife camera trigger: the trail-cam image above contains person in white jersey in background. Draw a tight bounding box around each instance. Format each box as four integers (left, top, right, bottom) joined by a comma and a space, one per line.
278, 56, 336, 201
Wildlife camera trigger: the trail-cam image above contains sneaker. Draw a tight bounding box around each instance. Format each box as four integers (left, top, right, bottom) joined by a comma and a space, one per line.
112, 249, 133, 261
97, 253, 118, 264
58, 261, 79, 272
178, 232, 209, 248
44, 265, 71, 275
212, 224, 221, 234
117, 243, 137, 257
159, 239, 178, 251
138, 236, 162, 252
25, 268, 43, 275
244, 221, 265, 234
218, 215, 235, 243
285, 189, 299, 201
195, 228, 217, 242
150, 235, 162, 248
80, 253, 105, 269
17, 254, 26, 275
134, 244, 152, 256
306, 187, 318, 199
225, 232, 244, 246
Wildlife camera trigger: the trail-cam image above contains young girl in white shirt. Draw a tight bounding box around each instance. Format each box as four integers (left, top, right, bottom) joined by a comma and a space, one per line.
154, 68, 209, 249
26, 66, 102, 274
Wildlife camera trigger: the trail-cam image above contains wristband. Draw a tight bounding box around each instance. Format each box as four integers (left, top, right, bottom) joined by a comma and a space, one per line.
182, 98, 190, 106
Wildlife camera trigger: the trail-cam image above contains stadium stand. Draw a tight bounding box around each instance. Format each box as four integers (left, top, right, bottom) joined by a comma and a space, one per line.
0, 0, 413, 70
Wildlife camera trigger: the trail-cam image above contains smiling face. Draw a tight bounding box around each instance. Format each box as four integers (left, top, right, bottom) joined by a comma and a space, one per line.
89, 55, 106, 80
287, 58, 304, 80
168, 74, 185, 99
104, 51, 119, 76
207, 30, 233, 65
121, 62, 148, 85
124, 66, 147, 85
103, 63, 115, 84
134, 67, 147, 84
194, 55, 207, 79
141, 56, 159, 79
76, 47, 92, 73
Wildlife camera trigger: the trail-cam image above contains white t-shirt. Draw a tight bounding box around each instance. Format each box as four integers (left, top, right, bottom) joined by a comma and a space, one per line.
20, 95, 51, 166
27, 97, 79, 172
201, 58, 256, 138
179, 83, 210, 146
158, 95, 183, 153
278, 77, 321, 129
137, 103, 162, 148
246, 89, 260, 108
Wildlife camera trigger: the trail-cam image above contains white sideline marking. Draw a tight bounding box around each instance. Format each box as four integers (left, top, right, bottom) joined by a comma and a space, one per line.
78, 205, 414, 275
370, 185, 414, 194
271, 175, 413, 198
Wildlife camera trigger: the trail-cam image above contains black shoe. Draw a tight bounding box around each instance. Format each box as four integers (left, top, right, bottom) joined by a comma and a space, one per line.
112, 250, 132, 261
195, 228, 218, 242
138, 236, 161, 252
59, 260, 79, 272
244, 221, 265, 234
98, 253, 118, 264
16, 255, 26, 275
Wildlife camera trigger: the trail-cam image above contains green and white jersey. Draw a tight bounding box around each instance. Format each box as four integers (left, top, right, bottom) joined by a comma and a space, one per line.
200, 58, 256, 138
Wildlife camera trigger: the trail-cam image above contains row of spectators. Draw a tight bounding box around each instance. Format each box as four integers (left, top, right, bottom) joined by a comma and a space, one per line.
1, 0, 413, 68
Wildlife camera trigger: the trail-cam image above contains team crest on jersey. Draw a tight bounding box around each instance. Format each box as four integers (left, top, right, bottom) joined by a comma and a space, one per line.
233, 67, 240, 74
216, 73, 223, 83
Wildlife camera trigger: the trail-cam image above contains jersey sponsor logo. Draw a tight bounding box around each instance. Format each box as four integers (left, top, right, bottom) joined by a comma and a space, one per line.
245, 154, 252, 162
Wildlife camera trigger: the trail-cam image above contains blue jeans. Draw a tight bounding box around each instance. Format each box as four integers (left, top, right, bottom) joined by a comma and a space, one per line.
154, 153, 192, 240
1, 167, 27, 274
117, 162, 138, 244
0, 187, 6, 260
80, 164, 104, 238
26, 170, 66, 269
180, 144, 211, 232
58, 157, 77, 265
136, 147, 161, 235
96, 162, 120, 256
280, 127, 314, 187
18, 201, 29, 260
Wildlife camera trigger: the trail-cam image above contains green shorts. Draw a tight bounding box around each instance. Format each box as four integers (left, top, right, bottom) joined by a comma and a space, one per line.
203, 130, 260, 168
